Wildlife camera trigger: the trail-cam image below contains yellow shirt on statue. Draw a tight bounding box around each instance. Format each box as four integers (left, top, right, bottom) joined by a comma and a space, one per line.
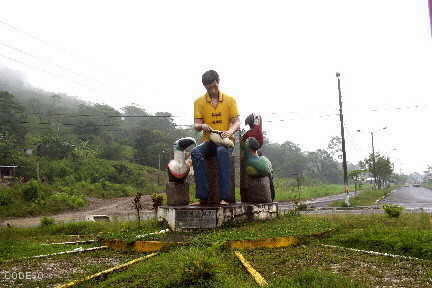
194, 91, 239, 142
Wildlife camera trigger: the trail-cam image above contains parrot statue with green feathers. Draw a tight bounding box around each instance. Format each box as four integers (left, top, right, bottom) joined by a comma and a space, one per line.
241, 113, 275, 200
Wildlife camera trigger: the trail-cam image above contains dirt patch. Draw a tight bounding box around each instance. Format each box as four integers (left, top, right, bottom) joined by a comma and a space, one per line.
0, 249, 138, 288
1, 195, 155, 228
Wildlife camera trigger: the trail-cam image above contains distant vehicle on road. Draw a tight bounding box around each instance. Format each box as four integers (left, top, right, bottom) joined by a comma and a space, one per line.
413, 184, 421, 187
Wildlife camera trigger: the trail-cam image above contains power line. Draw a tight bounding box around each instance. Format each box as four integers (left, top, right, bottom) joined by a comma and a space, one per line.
0, 40, 101, 86
0, 17, 55, 48
0, 53, 100, 92
0, 15, 123, 91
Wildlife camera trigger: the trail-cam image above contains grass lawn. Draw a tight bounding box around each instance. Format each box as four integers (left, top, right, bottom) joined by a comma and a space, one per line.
423, 183, 432, 190
188, 182, 360, 203
274, 184, 357, 202
331, 186, 396, 207
245, 244, 432, 287
322, 213, 432, 259
2, 213, 432, 287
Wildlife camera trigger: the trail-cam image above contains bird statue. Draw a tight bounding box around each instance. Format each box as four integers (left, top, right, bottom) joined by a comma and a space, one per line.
242, 137, 273, 177
241, 113, 263, 147
241, 113, 275, 200
167, 137, 196, 183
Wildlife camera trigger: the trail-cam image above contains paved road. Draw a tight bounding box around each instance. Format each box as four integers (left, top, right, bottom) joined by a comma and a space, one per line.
379, 186, 432, 209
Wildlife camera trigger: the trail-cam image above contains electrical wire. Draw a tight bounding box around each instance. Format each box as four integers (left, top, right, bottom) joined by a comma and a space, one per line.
0, 40, 101, 85
0, 53, 100, 92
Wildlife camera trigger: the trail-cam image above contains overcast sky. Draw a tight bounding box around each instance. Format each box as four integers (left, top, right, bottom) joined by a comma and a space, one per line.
0, 0, 431, 174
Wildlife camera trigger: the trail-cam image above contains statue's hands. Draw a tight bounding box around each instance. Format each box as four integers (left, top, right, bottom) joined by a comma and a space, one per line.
221, 129, 234, 138
201, 124, 212, 132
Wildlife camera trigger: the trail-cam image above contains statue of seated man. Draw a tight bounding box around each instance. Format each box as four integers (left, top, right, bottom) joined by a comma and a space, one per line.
191, 70, 240, 206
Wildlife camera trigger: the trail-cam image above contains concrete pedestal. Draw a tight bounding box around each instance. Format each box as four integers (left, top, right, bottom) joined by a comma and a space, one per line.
166, 182, 189, 206
157, 202, 278, 232
205, 156, 235, 204
240, 154, 272, 203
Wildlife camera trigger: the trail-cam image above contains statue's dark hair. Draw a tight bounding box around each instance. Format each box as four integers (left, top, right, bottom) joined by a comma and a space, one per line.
202, 70, 219, 86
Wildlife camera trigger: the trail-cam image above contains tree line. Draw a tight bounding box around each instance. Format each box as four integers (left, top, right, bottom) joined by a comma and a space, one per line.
0, 65, 396, 186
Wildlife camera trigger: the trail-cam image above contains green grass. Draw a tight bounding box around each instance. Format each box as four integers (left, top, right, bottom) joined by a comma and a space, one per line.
0, 220, 166, 261
0, 240, 98, 262
189, 182, 358, 203
331, 186, 395, 207
0, 249, 139, 288
97, 214, 334, 244
188, 214, 333, 245
268, 269, 363, 288
244, 244, 432, 287
423, 183, 432, 190
3, 213, 432, 287
0, 158, 167, 218
274, 183, 357, 202
80, 246, 257, 288
322, 213, 432, 260
0, 180, 166, 218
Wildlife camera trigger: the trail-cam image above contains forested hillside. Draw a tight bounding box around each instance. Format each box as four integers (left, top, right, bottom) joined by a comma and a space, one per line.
0, 65, 357, 216
0, 64, 351, 183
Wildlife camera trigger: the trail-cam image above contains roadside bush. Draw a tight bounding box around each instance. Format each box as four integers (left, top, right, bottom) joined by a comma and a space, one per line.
383, 204, 404, 218
21, 180, 40, 201
40, 158, 74, 183
48, 192, 86, 209
40, 216, 55, 226
151, 193, 163, 209
175, 256, 218, 287
0, 188, 13, 206
295, 202, 308, 211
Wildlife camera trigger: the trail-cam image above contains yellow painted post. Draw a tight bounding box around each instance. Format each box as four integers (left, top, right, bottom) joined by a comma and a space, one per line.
229, 236, 300, 249
234, 251, 268, 287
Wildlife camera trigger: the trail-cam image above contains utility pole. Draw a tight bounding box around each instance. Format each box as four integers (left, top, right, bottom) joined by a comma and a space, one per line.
157, 149, 166, 185
371, 132, 377, 189
157, 153, 161, 185
336, 72, 350, 206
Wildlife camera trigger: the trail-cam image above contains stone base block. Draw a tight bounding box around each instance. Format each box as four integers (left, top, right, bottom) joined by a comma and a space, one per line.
166, 182, 189, 206
157, 202, 278, 232
241, 175, 272, 204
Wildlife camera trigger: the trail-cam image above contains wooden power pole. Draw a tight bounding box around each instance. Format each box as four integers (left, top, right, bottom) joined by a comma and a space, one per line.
371, 132, 377, 188
336, 72, 349, 205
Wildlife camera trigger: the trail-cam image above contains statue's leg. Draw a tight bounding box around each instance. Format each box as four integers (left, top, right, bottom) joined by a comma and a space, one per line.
191, 142, 211, 200
216, 145, 232, 202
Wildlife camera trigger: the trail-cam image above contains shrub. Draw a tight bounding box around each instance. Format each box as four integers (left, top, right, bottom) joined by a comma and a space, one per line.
151, 193, 163, 209
0, 188, 13, 206
295, 202, 308, 211
176, 258, 218, 287
383, 204, 404, 218
21, 180, 40, 201
48, 192, 86, 209
40, 216, 55, 226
